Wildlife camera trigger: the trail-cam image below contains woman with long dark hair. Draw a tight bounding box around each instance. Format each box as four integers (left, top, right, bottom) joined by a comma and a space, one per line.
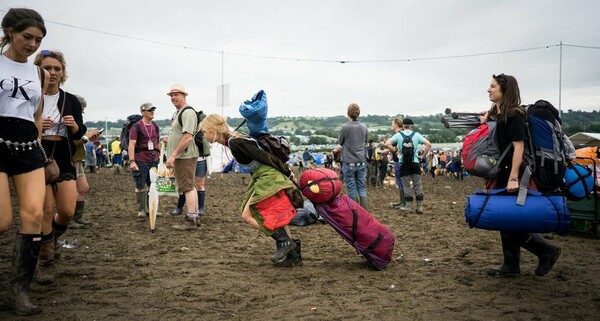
0, 8, 48, 315
482, 73, 561, 277
33, 49, 86, 284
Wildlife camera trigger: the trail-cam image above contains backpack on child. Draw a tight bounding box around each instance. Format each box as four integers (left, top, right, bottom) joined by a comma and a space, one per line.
177, 106, 210, 157
400, 132, 416, 165
236, 90, 291, 165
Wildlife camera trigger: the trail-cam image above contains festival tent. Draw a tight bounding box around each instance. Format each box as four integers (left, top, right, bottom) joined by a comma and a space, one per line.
569, 132, 600, 148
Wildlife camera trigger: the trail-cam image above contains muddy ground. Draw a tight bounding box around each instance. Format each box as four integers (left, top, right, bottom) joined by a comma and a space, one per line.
1, 167, 599, 321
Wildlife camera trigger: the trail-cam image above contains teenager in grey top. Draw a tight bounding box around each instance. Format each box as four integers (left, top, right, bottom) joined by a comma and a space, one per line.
335, 103, 369, 209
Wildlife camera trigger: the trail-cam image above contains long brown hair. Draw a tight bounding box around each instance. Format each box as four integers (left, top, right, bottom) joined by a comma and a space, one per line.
1, 8, 46, 52
488, 73, 525, 123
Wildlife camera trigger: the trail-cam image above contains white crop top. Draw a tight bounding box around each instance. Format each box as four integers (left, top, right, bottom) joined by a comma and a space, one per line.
0, 54, 43, 122
42, 92, 67, 137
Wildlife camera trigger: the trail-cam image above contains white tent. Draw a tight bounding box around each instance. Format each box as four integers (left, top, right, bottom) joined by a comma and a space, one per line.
568, 132, 600, 148
206, 142, 232, 174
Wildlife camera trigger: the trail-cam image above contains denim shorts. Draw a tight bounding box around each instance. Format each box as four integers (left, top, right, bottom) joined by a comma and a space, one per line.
195, 159, 207, 178
0, 117, 45, 177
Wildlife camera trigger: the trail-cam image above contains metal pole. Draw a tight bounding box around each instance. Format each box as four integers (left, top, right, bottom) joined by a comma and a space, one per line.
559, 41, 563, 118
220, 50, 224, 167
221, 50, 224, 116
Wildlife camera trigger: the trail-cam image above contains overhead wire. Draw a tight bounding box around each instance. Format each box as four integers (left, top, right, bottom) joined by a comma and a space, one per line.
1, 9, 599, 64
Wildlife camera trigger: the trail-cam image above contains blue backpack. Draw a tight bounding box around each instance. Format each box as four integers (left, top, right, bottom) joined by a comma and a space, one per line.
517, 100, 573, 204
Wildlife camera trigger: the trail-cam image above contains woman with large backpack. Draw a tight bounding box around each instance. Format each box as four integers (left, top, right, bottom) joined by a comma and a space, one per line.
481, 73, 561, 277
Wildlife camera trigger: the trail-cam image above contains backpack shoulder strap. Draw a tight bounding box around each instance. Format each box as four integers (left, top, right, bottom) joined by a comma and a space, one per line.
177, 106, 195, 127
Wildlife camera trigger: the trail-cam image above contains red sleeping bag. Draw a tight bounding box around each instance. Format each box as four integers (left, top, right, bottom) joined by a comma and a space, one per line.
316, 195, 395, 270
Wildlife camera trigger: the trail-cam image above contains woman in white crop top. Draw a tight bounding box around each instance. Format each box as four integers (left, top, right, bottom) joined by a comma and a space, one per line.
0, 8, 48, 316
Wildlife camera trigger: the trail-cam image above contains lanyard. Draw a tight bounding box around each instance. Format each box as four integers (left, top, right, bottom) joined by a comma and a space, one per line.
142, 121, 154, 140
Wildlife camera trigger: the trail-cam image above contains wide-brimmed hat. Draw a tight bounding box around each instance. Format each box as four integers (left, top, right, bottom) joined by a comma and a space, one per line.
140, 103, 157, 111
167, 84, 188, 96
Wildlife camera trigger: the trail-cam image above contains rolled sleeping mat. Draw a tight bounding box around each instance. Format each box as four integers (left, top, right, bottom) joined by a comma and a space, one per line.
465, 188, 569, 235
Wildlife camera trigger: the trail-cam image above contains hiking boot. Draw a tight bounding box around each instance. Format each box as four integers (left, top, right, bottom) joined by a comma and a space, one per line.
170, 208, 183, 216
274, 239, 303, 267
270, 228, 296, 263
271, 240, 296, 263
172, 215, 197, 231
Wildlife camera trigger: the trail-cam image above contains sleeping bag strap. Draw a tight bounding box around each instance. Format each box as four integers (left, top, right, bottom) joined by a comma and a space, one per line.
362, 233, 383, 256
351, 209, 358, 243
473, 194, 491, 228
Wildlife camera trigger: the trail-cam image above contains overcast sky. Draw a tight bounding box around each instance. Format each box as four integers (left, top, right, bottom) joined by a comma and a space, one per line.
3, 0, 599, 122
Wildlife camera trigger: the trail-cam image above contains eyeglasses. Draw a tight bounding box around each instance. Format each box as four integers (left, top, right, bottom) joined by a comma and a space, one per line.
40, 49, 63, 58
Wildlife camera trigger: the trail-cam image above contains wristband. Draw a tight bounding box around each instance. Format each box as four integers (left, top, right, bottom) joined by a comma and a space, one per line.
508, 177, 518, 182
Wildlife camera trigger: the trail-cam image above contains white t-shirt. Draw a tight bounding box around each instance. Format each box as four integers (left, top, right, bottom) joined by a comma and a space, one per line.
0, 55, 43, 122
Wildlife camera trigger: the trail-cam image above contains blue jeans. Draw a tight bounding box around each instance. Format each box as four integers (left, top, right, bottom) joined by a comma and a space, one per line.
342, 163, 367, 200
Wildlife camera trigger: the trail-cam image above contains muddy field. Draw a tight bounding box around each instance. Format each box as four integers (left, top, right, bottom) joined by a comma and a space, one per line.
1, 167, 600, 321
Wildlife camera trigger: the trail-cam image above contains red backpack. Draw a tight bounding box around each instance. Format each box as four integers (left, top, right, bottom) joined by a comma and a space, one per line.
461, 121, 511, 179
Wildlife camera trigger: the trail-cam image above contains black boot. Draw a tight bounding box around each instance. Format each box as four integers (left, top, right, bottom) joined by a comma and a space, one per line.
521, 234, 561, 276
487, 232, 521, 276
197, 190, 206, 216
71, 200, 90, 227
171, 194, 185, 216
52, 220, 67, 261
35, 234, 55, 285
5, 233, 42, 316
270, 228, 296, 263
274, 239, 303, 267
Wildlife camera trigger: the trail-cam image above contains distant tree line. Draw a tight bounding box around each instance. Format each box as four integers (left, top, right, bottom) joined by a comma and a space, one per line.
85, 109, 600, 144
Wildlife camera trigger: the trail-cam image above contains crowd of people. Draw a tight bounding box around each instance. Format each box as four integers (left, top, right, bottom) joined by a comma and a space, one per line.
0, 6, 562, 317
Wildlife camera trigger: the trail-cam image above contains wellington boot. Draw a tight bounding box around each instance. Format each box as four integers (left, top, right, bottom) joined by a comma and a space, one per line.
72, 201, 91, 225
487, 232, 521, 276
359, 196, 368, 210
5, 233, 42, 316
35, 238, 55, 285
270, 228, 296, 263
416, 200, 424, 214
198, 191, 206, 216
52, 224, 67, 261
399, 202, 413, 212
135, 192, 146, 217
521, 234, 561, 276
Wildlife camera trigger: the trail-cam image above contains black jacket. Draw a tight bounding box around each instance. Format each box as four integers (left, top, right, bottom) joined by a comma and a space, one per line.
57, 89, 87, 155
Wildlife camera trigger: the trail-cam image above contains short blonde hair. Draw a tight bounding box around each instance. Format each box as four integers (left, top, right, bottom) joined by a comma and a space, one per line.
347, 103, 360, 120
199, 114, 245, 139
